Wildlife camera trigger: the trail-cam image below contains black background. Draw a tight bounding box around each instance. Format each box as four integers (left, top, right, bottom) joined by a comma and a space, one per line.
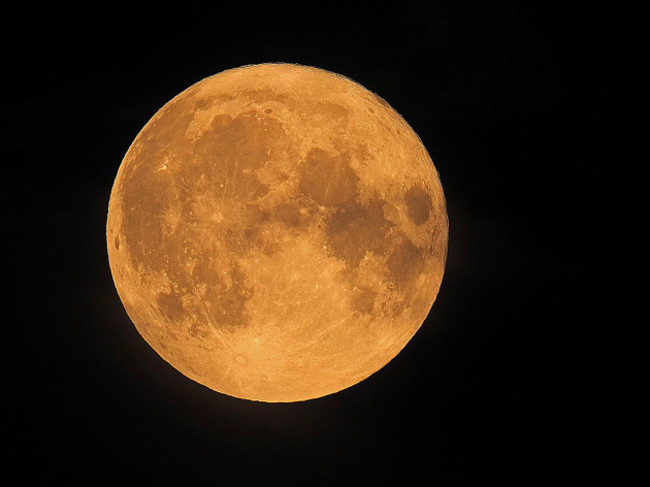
4, 2, 629, 485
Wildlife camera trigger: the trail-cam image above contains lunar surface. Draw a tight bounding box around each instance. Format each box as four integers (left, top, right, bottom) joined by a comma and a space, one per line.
107, 63, 448, 402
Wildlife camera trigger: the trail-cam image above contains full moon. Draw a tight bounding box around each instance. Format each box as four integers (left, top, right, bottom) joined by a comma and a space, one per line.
107, 63, 448, 402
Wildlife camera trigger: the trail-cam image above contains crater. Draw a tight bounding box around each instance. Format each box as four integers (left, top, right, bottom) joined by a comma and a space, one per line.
300, 148, 359, 206
374, 94, 391, 108
405, 186, 432, 225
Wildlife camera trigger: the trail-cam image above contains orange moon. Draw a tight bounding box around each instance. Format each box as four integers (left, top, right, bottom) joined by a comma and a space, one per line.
107, 63, 448, 402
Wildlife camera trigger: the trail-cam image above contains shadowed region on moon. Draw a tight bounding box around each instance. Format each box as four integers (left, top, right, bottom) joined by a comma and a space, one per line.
325, 199, 394, 266
405, 186, 433, 225
300, 148, 359, 206
107, 63, 448, 402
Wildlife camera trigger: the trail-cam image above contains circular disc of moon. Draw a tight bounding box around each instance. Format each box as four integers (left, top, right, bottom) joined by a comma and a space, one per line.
107, 63, 448, 402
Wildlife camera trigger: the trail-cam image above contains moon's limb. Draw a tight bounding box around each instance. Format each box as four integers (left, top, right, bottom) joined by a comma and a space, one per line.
107, 63, 448, 402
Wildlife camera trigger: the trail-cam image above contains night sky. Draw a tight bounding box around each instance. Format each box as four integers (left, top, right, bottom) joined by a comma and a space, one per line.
5, 2, 626, 485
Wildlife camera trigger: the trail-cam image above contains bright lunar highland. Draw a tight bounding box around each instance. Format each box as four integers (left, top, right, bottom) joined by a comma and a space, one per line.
107, 63, 448, 402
